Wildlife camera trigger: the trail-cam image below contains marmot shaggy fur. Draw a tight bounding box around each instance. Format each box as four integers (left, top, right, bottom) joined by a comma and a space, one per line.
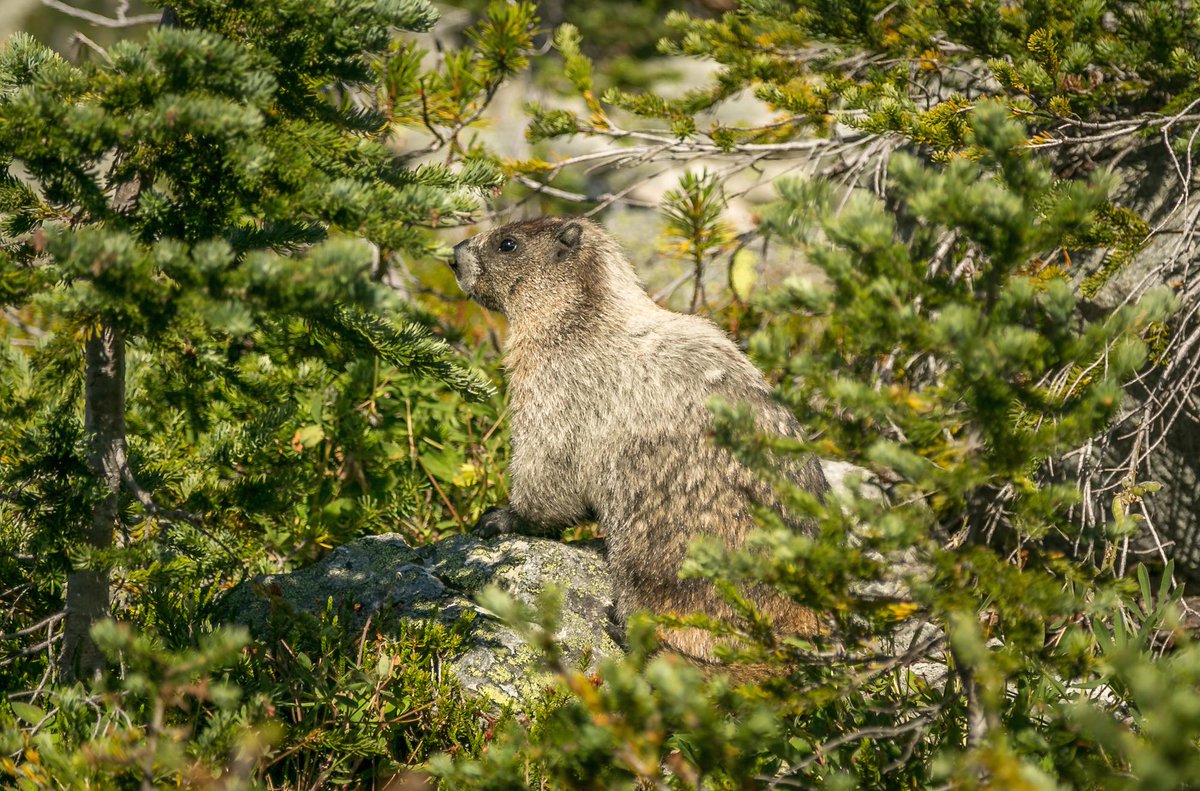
451, 217, 827, 662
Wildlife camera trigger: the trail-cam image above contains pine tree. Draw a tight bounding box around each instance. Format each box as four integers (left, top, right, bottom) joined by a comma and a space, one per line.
0, 0, 507, 681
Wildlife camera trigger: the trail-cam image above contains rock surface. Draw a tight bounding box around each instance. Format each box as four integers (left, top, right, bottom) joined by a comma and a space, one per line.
222, 533, 620, 706
1091, 145, 1200, 583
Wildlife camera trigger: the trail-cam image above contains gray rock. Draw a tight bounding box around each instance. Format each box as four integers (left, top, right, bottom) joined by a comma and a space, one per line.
222, 533, 620, 706
1087, 144, 1200, 582
820, 459, 889, 504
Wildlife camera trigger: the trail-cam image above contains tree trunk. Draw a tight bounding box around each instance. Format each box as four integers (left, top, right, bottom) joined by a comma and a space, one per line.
60, 322, 125, 681
58, 7, 170, 682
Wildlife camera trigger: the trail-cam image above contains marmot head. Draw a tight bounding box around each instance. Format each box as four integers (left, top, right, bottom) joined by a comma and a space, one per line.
450, 217, 604, 318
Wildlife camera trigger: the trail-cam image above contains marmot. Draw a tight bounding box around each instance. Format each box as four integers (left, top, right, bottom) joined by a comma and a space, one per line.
450, 217, 827, 663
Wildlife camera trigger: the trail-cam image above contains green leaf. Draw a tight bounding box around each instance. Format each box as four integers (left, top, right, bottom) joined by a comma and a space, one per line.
8, 701, 47, 724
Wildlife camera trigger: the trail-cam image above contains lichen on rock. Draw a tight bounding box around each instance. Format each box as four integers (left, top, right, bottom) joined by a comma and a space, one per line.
221, 533, 621, 706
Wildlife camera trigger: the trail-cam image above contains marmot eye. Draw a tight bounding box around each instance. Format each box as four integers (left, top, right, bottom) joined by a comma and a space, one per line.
498, 238, 517, 253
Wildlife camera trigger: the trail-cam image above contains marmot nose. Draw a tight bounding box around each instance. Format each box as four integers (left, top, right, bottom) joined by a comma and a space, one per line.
451, 239, 469, 271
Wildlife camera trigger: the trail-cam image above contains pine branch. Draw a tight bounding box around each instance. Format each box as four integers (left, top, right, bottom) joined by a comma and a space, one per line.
116, 457, 244, 572
327, 305, 494, 402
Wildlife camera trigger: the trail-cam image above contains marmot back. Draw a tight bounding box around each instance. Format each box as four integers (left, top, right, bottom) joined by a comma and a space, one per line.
450, 217, 827, 664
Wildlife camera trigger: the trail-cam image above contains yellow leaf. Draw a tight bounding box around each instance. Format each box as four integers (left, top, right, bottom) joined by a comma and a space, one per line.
885, 602, 920, 621
452, 461, 482, 488
291, 424, 325, 451
506, 157, 554, 174
1026, 131, 1057, 147
730, 249, 759, 301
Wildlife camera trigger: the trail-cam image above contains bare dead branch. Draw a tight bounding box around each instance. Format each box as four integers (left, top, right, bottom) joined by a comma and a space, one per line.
39, 0, 160, 28
0, 611, 65, 642
2, 308, 47, 338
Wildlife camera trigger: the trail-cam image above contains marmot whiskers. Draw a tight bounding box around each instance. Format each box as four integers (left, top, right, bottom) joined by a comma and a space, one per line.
451, 217, 827, 663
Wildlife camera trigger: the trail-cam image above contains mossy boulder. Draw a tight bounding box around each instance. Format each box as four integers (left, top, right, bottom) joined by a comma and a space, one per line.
222, 533, 620, 706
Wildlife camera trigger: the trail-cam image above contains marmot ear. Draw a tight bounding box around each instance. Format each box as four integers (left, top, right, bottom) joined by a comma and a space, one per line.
555, 222, 583, 261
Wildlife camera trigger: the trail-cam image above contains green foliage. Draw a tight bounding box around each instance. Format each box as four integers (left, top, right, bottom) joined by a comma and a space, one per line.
431, 617, 791, 789
646, 0, 1200, 128
379, 1, 538, 161
2, 608, 489, 789
3, 622, 261, 788
451, 0, 694, 91
237, 604, 490, 787
660, 170, 734, 311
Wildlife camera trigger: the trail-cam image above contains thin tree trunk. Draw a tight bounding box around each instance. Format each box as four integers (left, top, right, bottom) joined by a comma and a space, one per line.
60, 322, 125, 681
57, 6, 172, 682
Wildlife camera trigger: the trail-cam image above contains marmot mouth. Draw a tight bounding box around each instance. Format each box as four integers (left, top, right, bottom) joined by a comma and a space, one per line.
450, 239, 469, 273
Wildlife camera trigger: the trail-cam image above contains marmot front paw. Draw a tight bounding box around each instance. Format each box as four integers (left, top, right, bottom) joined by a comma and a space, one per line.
474, 506, 520, 537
